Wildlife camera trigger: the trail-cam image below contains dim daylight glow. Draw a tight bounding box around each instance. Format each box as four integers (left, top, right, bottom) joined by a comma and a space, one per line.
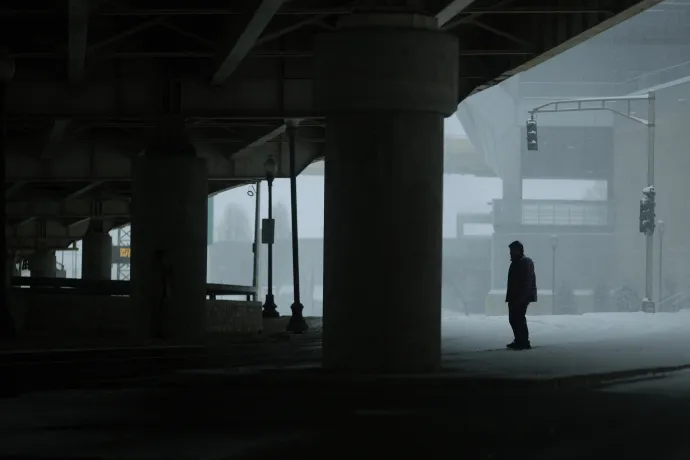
40, 0, 690, 388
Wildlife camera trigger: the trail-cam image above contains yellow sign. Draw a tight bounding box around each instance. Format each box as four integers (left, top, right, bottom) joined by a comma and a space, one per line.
119, 247, 131, 258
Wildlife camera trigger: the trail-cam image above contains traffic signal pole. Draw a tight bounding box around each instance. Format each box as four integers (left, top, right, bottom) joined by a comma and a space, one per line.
528, 91, 657, 312
644, 91, 656, 311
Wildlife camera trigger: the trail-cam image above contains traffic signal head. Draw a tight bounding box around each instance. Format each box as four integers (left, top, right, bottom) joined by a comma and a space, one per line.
639, 186, 656, 235
526, 119, 538, 151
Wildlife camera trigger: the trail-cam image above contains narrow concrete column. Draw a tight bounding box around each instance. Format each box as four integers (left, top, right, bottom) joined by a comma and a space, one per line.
28, 250, 57, 278
82, 229, 113, 280
5, 253, 15, 287
502, 170, 522, 200
130, 116, 208, 343
0, 53, 15, 337
501, 142, 523, 225
315, 14, 459, 373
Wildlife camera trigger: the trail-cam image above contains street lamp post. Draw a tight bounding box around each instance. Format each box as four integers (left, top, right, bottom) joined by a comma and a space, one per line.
249, 181, 262, 303
262, 157, 279, 318
550, 235, 558, 314
285, 121, 308, 334
658, 219, 665, 304
528, 92, 657, 313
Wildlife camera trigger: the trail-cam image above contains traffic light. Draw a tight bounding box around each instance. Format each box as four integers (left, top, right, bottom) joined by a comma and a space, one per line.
639, 186, 656, 236
526, 119, 538, 151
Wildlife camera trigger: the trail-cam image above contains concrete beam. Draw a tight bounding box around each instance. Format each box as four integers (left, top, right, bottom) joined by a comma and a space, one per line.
8, 219, 90, 246
64, 181, 105, 201
299, 156, 497, 177
43, 118, 72, 157
7, 198, 129, 220
231, 124, 286, 159
68, 0, 89, 83
6, 139, 321, 182
471, 0, 666, 95
7, 77, 314, 119
5, 182, 25, 198
10, 237, 81, 251
211, 0, 287, 85
436, 0, 477, 27
47, 119, 71, 144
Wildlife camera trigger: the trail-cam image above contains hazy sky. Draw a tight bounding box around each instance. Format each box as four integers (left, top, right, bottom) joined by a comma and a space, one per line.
211, 115, 596, 240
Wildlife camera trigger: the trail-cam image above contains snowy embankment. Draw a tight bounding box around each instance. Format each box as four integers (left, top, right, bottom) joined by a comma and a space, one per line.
441, 310, 690, 379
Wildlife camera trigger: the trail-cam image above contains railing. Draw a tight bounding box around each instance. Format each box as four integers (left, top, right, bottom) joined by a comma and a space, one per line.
11, 277, 258, 301
493, 199, 612, 227
657, 290, 690, 312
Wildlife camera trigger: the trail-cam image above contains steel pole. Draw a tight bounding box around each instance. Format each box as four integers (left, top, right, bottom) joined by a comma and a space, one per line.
262, 177, 279, 317
267, 180, 273, 296
286, 122, 308, 333
644, 91, 656, 309
251, 181, 262, 302
552, 246, 556, 314
658, 227, 664, 304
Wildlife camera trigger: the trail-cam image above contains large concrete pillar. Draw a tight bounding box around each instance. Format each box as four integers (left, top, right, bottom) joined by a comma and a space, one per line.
82, 224, 113, 280
130, 116, 208, 343
0, 53, 15, 337
315, 14, 459, 373
28, 250, 57, 278
500, 127, 523, 225
5, 253, 15, 287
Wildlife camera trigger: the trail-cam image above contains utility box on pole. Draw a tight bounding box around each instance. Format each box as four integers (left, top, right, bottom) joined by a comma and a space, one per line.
261, 218, 275, 245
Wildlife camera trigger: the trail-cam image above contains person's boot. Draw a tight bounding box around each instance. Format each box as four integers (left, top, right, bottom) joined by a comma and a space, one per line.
514, 341, 531, 350
506, 341, 519, 349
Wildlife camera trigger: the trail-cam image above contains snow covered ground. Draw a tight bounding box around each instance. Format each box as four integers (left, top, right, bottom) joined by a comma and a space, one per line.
441, 310, 690, 380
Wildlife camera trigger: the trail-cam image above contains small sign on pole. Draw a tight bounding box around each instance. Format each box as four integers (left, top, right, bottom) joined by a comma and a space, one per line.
261, 218, 275, 245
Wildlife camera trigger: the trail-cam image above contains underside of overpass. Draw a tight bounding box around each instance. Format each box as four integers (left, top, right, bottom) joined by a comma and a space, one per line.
1, 0, 661, 372
3, 0, 660, 251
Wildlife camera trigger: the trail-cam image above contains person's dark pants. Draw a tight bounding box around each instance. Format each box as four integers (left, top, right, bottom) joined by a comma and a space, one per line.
508, 302, 530, 344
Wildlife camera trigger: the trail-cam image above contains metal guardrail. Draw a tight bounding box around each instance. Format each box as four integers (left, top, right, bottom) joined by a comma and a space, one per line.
493, 199, 611, 227
522, 201, 609, 226
657, 290, 690, 312
10, 277, 258, 301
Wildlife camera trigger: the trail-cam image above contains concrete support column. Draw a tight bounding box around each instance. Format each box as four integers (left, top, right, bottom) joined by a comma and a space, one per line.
130, 116, 208, 343
5, 253, 15, 287
82, 228, 113, 280
501, 147, 523, 225
28, 250, 57, 278
315, 14, 459, 373
0, 53, 15, 337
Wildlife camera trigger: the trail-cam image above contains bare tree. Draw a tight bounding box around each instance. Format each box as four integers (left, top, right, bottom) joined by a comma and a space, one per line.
217, 203, 252, 242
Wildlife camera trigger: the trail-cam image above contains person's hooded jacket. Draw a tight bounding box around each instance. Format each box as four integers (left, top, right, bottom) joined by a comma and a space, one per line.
506, 255, 537, 303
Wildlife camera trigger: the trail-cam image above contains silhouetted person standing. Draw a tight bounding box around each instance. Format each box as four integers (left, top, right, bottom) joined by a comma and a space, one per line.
505, 241, 537, 350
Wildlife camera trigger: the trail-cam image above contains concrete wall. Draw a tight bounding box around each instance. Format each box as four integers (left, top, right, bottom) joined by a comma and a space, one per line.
612, 82, 690, 293
206, 300, 262, 334
9, 293, 263, 338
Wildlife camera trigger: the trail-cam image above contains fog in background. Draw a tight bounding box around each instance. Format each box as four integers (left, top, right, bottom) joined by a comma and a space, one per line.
55, 0, 690, 319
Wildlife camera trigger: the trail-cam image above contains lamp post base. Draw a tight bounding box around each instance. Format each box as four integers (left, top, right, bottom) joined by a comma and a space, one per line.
262, 294, 280, 318
642, 299, 656, 314
286, 302, 308, 334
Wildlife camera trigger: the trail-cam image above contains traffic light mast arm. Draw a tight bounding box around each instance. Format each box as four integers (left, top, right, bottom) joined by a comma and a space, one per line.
528, 91, 658, 311
528, 94, 653, 127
